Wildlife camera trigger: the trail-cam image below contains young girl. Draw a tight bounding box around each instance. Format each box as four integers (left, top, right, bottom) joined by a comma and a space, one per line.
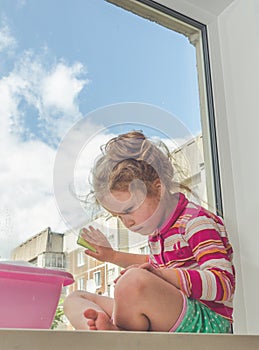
64, 131, 235, 333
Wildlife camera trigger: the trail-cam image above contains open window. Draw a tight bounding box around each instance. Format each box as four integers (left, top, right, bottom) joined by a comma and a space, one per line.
1, 0, 224, 332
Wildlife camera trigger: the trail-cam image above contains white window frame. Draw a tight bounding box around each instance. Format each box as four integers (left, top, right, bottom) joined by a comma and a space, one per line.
77, 251, 85, 267
77, 277, 85, 290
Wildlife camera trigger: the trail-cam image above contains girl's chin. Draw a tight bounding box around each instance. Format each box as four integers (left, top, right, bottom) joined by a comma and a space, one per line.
132, 227, 156, 236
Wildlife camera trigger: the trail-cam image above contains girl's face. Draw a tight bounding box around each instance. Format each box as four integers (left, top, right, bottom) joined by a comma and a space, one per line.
101, 182, 169, 235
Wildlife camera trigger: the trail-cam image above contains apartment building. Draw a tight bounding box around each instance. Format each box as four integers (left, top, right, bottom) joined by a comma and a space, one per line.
11, 227, 65, 269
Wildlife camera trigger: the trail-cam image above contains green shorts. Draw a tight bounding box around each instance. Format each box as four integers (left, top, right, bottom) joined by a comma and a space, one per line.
172, 297, 232, 333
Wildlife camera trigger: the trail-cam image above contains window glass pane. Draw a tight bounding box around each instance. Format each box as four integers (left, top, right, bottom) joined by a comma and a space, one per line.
94, 271, 102, 288
77, 278, 84, 290
0, 0, 205, 259
77, 251, 85, 267
0, 0, 216, 330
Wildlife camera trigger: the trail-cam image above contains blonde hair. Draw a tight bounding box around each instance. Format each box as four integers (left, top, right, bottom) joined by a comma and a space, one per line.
90, 131, 188, 206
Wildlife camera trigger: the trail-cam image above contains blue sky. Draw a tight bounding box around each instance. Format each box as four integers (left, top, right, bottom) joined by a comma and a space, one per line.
1, 0, 201, 140
0, 0, 201, 258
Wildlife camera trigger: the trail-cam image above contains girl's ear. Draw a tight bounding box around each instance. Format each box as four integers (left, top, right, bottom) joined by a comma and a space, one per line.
153, 178, 161, 188
152, 178, 164, 196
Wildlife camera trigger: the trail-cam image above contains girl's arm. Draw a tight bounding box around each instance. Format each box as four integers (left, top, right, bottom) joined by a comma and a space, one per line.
138, 263, 180, 288
173, 215, 235, 302
86, 247, 148, 268
80, 226, 148, 268
143, 216, 235, 303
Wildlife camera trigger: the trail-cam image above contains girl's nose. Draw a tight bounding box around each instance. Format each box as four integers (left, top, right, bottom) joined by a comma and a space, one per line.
120, 215, 135, 228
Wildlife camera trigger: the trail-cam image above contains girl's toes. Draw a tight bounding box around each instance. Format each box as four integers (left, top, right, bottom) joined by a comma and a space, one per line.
84, 308, 98, 320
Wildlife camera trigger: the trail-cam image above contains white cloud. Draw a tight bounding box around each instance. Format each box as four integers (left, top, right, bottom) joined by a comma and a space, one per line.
0, 30, 90, 258
0, 21, 17, 53
2, 50, 89, 142
42, 62, 87, 114
0, 139, 67, 259
0, 134, 69, 258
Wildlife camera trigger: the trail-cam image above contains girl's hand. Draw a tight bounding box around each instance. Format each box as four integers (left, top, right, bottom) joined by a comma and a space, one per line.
80, 226, 115, 263
138, 262, 164, 279
140, 263, 180, 288
114, 263, 164, 284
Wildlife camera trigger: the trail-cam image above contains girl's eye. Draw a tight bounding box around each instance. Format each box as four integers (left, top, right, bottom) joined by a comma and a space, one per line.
124, 207, 133, 214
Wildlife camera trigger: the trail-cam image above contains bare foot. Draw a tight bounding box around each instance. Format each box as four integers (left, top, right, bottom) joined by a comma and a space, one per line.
84, 309, 120, 331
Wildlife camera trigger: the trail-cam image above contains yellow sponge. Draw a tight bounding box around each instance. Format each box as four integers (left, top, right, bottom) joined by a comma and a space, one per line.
77, 235, 96, 252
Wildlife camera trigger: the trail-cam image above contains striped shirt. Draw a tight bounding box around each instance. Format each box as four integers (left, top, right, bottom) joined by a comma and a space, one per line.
148, 193, 235, 321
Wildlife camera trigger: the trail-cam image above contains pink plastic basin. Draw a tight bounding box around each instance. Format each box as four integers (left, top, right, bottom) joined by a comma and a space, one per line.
0, 262, 74, 329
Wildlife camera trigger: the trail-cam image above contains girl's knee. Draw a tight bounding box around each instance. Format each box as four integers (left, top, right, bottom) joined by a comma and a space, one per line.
115, 268, 150, 298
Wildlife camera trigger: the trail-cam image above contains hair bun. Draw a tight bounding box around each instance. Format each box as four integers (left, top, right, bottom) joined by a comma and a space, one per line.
104, 131, 147, 161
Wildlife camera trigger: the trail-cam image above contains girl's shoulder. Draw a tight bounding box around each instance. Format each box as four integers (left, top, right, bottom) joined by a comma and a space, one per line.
177, 197, 224, 228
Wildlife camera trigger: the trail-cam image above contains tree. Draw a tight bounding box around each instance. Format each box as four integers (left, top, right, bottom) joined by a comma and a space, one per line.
51, 298, 64, 329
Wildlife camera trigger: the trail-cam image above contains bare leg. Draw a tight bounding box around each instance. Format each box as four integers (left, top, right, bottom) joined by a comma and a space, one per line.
85, 267, 184, 332
63, 290, 114, 330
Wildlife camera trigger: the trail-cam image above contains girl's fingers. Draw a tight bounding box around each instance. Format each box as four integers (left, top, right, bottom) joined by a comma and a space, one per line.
139, 262, 152, 270
80, 231, 96, 245
80, 226, 112, 248
84, 249, 98, 258
114, 276, 120, 284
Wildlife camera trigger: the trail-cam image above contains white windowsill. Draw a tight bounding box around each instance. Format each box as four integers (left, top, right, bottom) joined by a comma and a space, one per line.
0, 329, 259, 350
